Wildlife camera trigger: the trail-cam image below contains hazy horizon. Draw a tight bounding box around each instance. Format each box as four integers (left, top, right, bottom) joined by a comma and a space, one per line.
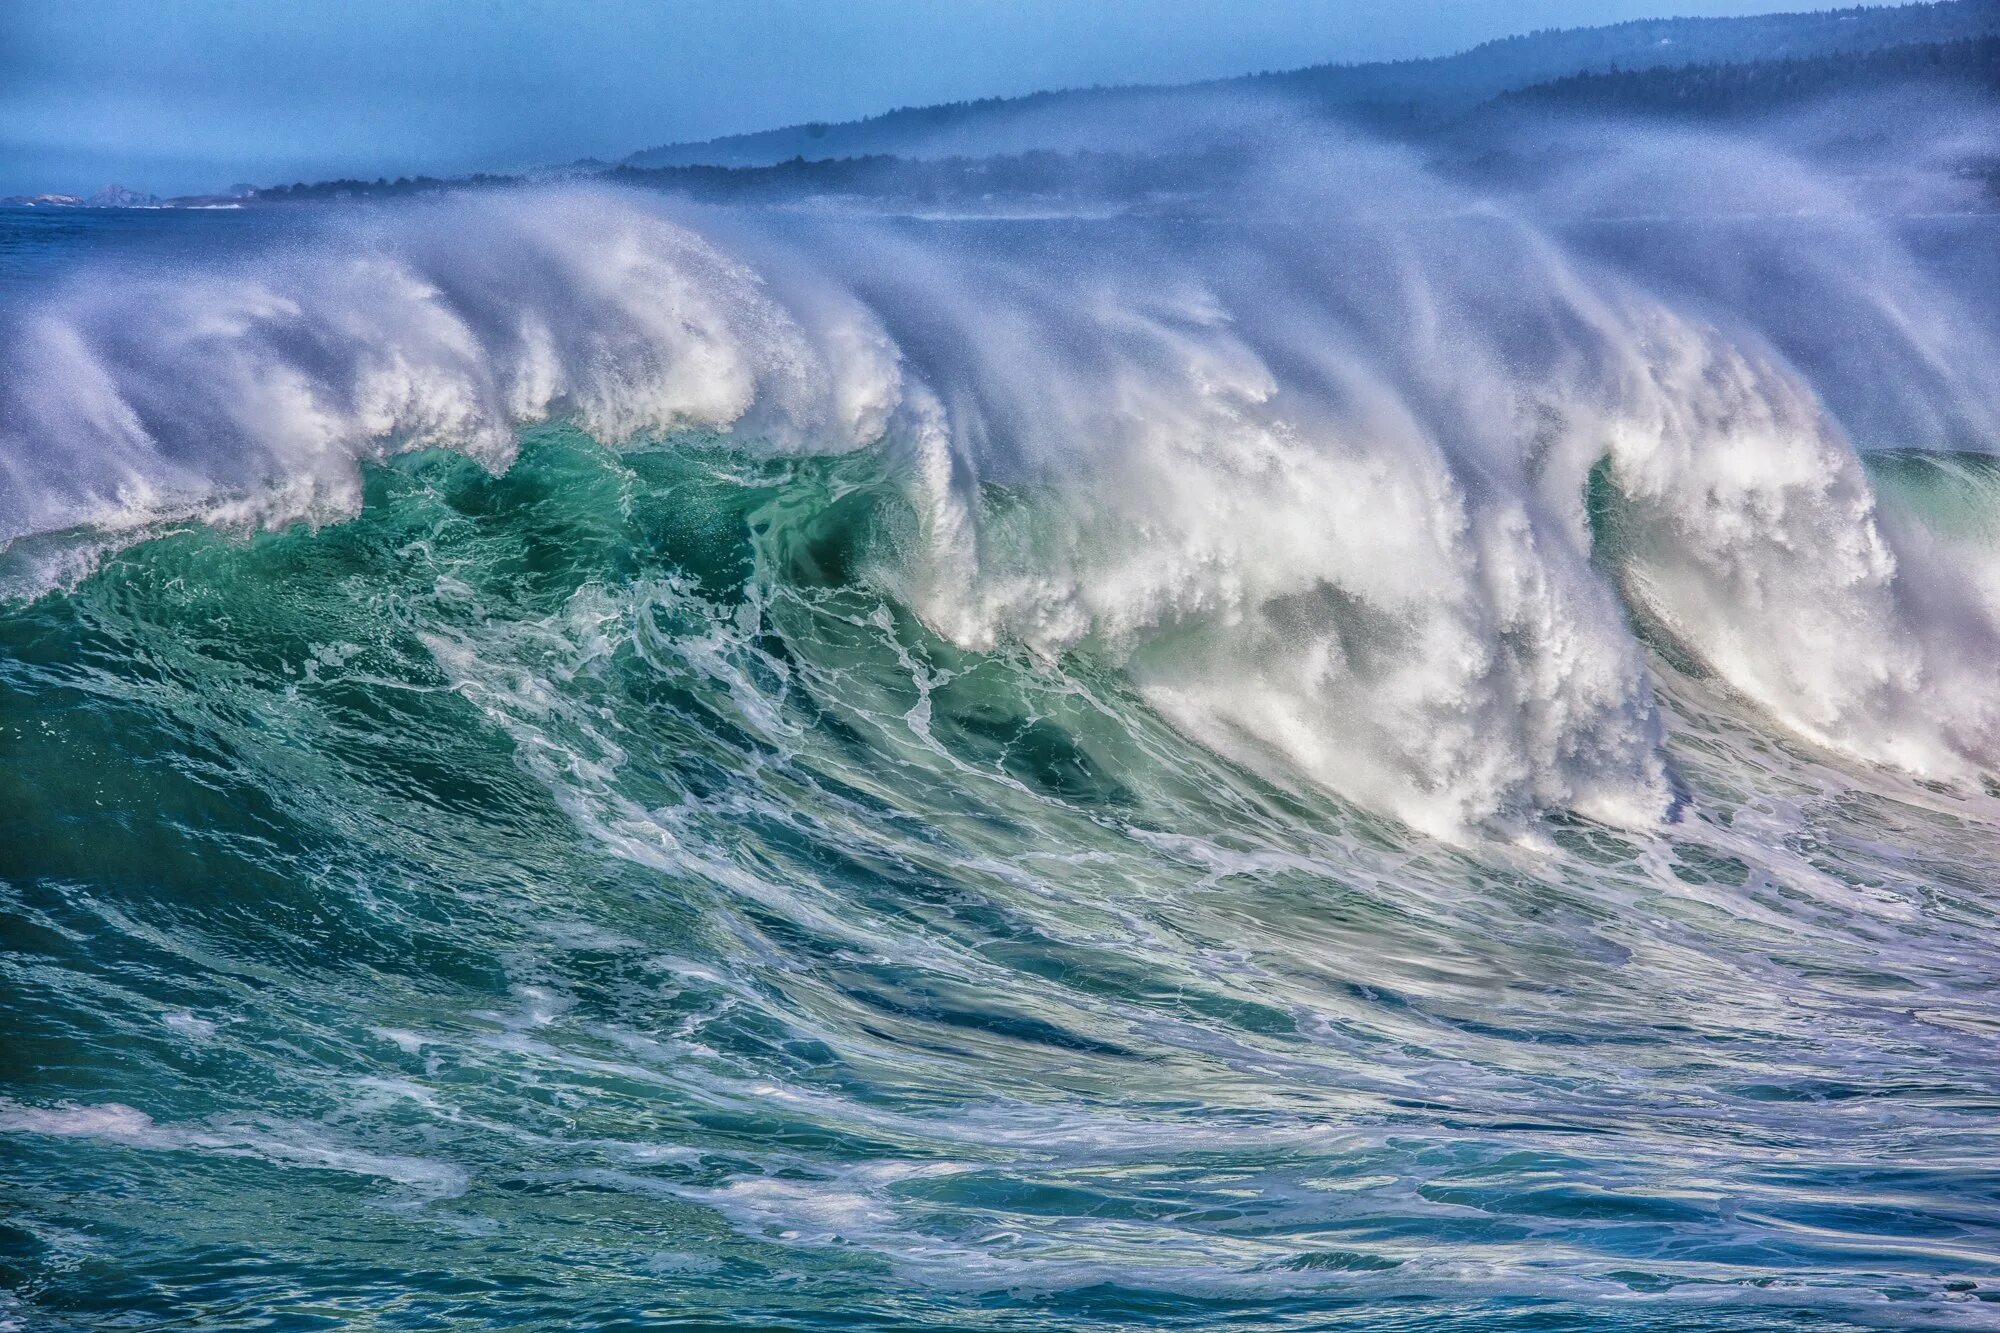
0, 0, 1916, 196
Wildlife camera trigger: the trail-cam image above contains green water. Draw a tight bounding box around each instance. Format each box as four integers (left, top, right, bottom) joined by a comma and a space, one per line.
4, 427, 1998, 1329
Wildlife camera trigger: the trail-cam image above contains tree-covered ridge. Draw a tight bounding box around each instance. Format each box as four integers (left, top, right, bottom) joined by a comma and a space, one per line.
241, 6, 2000, 212
1501, 34, 2000, 116
605, 149, 1241, 203
254, 173, 517, 201
624, 0, 2000, 167
248, 151, 1244, 209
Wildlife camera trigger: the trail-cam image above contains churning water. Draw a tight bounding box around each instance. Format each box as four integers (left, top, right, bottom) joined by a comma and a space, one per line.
5, 133, 2000, 1329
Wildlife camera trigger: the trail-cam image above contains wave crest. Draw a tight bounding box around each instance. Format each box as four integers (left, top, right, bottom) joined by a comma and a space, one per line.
5, 143, 1999, 834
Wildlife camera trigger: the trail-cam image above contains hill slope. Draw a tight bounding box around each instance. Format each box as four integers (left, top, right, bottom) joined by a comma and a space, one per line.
1497, 32, 2000, 117
625, 0, 2000, 167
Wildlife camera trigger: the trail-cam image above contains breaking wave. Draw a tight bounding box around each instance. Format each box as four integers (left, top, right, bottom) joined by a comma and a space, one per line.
7, 137, 2000, 837
5, 125, 2000, 1330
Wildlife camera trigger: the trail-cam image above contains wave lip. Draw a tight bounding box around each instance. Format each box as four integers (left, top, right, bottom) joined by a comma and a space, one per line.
5, 146, 2000, 834
0, 192, 899, 558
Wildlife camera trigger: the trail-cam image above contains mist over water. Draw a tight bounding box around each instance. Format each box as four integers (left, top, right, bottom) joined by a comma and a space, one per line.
5, 104, 2000, 1330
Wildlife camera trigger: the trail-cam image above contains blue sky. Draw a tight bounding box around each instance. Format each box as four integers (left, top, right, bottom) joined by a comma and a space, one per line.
2, 0, 1891, 196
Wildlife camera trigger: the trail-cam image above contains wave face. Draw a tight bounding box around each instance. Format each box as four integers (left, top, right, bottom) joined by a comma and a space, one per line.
5, 141, 2000, 1330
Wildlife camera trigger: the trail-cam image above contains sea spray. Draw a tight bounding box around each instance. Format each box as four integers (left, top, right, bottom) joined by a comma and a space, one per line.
5, 119, 2000, 1330
9, 137, 2000, 830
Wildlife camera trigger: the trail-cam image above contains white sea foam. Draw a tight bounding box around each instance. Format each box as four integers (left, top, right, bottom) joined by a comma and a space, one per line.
4, 130, 1998, 837
0, 1099, 469, 1196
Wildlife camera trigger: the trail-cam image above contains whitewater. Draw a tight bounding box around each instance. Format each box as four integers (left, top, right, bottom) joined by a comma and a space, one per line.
4, 124, 2000, 1330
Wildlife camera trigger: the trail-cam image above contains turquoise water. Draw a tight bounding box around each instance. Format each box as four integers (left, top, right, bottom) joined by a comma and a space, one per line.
4, 198, 2000, 1330
4, 430, 1998, 1329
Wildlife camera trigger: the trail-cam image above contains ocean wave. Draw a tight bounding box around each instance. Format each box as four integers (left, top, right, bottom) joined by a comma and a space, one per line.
6, 148, 2000, 837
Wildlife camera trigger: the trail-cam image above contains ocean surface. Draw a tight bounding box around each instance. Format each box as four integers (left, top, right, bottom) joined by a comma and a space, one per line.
4, 171, 2000, 1332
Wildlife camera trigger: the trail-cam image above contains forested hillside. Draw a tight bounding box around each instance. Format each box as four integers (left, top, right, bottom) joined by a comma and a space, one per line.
250, 3, 2000, 211
1500, 34, 2000, 117
624, 0, 2000, 167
